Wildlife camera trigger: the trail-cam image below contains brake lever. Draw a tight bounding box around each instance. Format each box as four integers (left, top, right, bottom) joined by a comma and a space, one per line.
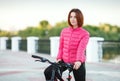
35, 60, 41, 62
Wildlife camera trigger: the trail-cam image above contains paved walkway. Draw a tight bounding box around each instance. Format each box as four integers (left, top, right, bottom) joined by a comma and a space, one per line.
0, 50, 120, 81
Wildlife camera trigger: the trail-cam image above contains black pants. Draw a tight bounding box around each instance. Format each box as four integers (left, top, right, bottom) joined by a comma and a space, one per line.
44, 63, 86, 81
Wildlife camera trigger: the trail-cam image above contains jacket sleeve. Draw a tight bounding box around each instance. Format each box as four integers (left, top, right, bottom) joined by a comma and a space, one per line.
76, 33, 90, 63
57, 30, 64, 60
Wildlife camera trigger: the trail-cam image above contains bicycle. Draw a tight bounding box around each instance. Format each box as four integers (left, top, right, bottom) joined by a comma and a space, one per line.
32, 55, 73, 81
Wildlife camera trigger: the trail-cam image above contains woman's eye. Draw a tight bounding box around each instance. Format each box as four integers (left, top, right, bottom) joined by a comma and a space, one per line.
70, 16, 72, 18
74, 16, 76, 18
70, 16, 76, 18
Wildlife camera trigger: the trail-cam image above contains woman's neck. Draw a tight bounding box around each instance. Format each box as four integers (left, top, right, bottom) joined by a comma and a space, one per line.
73, 25, 78, 29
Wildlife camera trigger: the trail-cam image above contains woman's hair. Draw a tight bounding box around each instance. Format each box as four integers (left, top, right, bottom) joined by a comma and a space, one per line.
68, 8, 84, 27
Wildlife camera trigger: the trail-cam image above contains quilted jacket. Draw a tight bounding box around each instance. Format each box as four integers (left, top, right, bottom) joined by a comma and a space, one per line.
57, 27, 89, 63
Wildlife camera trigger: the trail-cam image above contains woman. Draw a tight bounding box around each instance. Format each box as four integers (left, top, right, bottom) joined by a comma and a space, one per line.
44, 8, 90, 81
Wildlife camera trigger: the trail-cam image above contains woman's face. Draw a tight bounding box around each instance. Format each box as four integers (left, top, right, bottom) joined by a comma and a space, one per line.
70, 12, 78, 28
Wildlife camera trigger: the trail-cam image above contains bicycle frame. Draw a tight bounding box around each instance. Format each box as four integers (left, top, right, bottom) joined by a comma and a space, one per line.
32, 55, 73, 81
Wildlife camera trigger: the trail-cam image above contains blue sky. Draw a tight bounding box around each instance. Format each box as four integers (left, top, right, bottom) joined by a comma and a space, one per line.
0, 0, 120, 31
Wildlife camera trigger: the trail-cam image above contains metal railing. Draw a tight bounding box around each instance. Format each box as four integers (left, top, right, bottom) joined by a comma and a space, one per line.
6, 39, 120, 60
37, 39, 50, 54
6, 39, 50, 54
98, 40, 120, 60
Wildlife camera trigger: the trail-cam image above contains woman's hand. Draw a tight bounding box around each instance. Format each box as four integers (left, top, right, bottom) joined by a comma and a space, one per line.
56, 59, 62, 63
73, 61, 81, 70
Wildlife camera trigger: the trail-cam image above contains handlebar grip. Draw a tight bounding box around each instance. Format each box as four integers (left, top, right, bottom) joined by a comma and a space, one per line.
32, 55, 42, 59
32, 55, 52, 63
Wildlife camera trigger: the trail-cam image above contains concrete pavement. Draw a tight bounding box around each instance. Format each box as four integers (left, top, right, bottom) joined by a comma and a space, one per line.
0, 50, 120, 81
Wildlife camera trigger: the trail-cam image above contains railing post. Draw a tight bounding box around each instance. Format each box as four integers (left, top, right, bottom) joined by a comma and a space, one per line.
49, 37, 60, 57
0, 37, 8, 50
86, 37, 104, 62
27, 37, 39, 54
11, 37, 21, 51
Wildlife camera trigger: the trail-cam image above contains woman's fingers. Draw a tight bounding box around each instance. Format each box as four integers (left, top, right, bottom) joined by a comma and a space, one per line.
73, 61, 81, 70
56, 59, 62, 63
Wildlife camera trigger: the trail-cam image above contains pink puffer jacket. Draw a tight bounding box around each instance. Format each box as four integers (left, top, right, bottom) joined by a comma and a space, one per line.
57, 27, 89, 63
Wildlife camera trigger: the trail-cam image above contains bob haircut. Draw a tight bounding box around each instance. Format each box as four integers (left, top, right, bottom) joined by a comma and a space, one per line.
68, 8, 84, 27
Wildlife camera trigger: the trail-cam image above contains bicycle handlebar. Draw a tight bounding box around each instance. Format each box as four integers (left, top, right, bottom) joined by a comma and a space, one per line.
32, 55, 73, 81
32, 55, 53, 64
31, 55, 73, 69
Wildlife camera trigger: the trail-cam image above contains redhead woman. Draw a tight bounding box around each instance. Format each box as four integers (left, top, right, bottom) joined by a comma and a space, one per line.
44, 8, 90, 81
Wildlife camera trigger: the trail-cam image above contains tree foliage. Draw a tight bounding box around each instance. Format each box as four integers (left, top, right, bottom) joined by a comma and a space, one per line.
0, 20, 120, 40
83, 24, 120, 40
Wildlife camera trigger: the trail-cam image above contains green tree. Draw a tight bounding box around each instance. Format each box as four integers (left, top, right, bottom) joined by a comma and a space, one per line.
39, 20, 49, 29
54, 21, 68, 28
